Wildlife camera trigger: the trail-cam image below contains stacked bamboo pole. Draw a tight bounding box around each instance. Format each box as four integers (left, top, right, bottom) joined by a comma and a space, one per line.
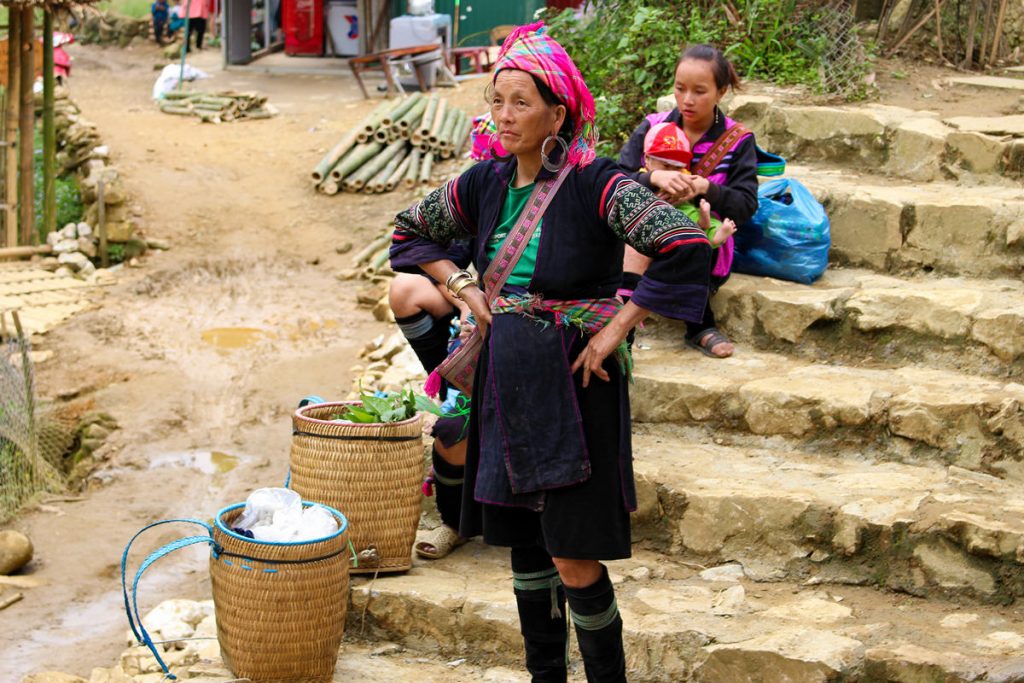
311, 93, 474, 196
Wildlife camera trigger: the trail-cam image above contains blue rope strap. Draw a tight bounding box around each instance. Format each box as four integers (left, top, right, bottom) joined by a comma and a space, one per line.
120, 519, 214, 680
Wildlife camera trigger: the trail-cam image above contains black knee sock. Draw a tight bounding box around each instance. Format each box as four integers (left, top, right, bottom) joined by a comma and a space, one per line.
564, 565, 626, 683
396, 310, 454, 374
512, 546, 568, 683
431, 446, 464, 531
619, 272, 642, 350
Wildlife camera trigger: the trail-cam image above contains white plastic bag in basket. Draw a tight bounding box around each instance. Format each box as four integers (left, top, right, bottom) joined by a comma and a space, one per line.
236, 487, 338, 542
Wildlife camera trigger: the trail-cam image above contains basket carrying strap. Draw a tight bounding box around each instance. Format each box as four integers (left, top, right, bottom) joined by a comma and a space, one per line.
120, 519, 214, 680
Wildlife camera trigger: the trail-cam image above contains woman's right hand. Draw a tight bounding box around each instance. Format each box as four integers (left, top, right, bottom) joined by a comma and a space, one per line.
650, 170, 691, 204
459, 285, 492, 339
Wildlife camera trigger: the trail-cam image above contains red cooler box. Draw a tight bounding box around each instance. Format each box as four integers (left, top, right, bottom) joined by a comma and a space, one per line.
283, 0, 324, 56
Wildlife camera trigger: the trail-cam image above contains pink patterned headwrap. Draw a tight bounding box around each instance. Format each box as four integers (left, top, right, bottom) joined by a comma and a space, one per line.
493, 21, 598, 168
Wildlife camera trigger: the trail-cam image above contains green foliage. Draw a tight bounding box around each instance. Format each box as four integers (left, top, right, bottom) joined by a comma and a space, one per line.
97, 0, 154, 19
33, 127, 84, 242
545, 0, 873, 153
332, 388, 442, 424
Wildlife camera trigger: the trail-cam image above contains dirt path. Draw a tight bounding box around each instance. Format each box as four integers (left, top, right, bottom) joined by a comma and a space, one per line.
2, 43, 488, 680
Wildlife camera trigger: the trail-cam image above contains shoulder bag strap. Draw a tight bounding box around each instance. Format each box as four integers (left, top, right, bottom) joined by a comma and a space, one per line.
692, 122, 751, 179
479, 163, 572, 301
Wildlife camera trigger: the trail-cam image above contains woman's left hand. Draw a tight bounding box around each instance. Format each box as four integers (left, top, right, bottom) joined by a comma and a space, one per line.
570, 328, 620, 388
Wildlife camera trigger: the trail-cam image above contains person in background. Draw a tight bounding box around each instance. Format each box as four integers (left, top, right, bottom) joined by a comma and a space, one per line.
167, 0, 185, 39
618, 45, 758, 359
151, 0, 169, 46
388, 240, 474, 561
184, 0, 213, 51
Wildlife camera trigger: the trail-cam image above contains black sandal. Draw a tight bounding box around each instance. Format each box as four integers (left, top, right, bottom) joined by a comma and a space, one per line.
686, 327, 733, 358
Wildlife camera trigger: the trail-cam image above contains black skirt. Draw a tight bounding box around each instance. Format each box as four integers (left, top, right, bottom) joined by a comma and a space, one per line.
459, 332, 633, 561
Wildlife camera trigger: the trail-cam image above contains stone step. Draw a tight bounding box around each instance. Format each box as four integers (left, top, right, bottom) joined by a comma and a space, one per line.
787, 164, 1024, 277
350, 545, 1024, 683
629, 343, 1024, 481
630, 423, 1024, 603
665, 268, 1024, 373
727, 95, 1024, 182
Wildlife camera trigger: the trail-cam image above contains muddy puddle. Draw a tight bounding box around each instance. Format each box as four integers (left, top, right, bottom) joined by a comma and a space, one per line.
149, 449, 247, 475
200, 327, 270, 350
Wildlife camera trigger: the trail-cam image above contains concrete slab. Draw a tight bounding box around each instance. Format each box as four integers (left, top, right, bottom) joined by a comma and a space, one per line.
947, 75, 1024, 92
946, 115, 1024, 137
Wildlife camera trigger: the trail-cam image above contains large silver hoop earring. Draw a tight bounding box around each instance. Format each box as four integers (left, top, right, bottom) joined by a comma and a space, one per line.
541, 134, 569, 172
488, 132, 513, 162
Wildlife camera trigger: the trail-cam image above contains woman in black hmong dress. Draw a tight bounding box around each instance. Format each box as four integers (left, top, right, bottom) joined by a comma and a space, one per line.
390, 23, 712, 683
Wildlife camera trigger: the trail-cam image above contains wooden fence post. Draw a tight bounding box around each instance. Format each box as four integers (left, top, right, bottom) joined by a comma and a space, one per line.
43, 9, 55, 238
4, 13, 21, 247
18, 6, 34, 246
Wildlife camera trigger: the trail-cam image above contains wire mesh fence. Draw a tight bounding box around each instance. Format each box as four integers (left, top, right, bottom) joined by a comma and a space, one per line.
813, 0, 874, 99
0, 313, 70, 522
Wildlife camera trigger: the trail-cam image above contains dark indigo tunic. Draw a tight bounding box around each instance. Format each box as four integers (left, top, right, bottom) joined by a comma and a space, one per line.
391, 157, 711, 551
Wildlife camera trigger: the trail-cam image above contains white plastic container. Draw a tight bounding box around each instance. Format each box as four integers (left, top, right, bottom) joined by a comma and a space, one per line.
389, 13, 451, 90
327, 0, 359, 56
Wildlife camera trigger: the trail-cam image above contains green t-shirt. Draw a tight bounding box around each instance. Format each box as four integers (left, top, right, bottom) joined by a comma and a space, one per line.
678, 202, 723, 248
485, 180, 542, 288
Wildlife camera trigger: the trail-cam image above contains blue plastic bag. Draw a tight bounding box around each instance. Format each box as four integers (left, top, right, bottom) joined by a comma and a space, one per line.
732, 178, 830, 285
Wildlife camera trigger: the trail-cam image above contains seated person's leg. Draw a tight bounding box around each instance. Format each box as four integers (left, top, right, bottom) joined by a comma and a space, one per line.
389, 273, 456, 374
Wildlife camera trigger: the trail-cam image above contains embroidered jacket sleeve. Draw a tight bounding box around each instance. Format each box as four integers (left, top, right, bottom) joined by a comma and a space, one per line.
703, 134, 758, 226
590, 159, 712, 323
390, 162, 484, 272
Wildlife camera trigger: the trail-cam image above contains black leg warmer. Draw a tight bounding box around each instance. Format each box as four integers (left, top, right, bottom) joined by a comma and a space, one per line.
431, 446, 464, 530
395, 310, 455, 374
511, 546, 568, 683
564, 566, 626, 683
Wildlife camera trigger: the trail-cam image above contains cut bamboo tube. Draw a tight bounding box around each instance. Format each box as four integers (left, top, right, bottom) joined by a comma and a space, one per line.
427, 98, 448, 145
387, 155, 412, 191
453, 116, 472, 157
330, 141, 383, 181
419, 151, 434, 185
403, 148, 421, 189
437, 107, 461, 151
348, 139, 405, 189
4, 12, 20, 247
381, 92, 423, 127
369, 246, 390, 271
417, 94, 439, 140
397, 97, 428, 131
361, 98, 393, 135
368, 147, 407, 193
374, 127, 390, 142
311, 101, 392, 183
18, 7, 35, 245
352, 233, 391, 266
0, 244, 52, 260
319, 179, 340, 195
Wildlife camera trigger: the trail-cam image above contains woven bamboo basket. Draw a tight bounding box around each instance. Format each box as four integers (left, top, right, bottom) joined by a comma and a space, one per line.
210, 502, 350, 683
289, 401, 423, 574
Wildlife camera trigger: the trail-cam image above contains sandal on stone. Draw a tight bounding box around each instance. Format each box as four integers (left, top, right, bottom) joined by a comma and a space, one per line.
414, 525, 466, 560
686, 327, 733, 359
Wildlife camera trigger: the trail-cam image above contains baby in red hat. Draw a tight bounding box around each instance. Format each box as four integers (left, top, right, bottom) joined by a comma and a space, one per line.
643, 122, 736, 248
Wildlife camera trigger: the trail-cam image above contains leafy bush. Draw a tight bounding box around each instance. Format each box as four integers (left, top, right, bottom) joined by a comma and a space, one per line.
546, 0, 872, 155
